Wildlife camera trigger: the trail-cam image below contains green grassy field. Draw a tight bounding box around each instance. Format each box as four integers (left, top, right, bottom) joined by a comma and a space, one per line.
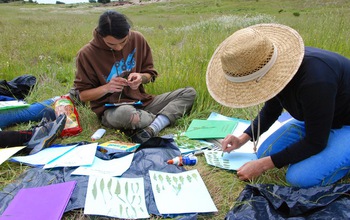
1, 0, 350, 219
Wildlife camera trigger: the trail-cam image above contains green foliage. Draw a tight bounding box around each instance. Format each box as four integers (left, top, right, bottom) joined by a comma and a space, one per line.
293, 11, 300, 16
97, 0, 109, 3
1, 0, 350, 219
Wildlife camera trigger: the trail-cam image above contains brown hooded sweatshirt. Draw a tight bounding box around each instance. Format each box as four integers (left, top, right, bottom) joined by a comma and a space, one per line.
74, 29, 157, 118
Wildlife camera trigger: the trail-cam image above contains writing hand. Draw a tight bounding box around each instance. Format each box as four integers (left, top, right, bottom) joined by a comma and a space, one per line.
221, 134, 242, 153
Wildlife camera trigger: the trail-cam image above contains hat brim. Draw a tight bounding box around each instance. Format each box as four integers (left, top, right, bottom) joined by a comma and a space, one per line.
206, 23, 304, 108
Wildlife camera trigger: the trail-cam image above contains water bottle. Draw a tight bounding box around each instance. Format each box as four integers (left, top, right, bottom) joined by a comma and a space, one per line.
167, 154, 198, 166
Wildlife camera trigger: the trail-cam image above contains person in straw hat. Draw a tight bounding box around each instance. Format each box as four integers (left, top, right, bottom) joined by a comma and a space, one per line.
206, 23, 350, 188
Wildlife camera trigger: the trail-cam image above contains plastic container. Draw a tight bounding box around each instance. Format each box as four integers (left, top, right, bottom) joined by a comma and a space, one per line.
167, 154, 198, 166
91, 128, 106, 141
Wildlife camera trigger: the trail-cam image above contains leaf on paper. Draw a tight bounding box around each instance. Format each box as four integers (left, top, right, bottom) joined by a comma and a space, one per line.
173, 176, 178, 184
158, 174, 163, 183
179, 176, 184, 184
187, 174, 192, 183
107, 178, 112, 197
125, 182, 129, 198
192, 173, 198, 181
119, 204, 123, 216
92, 178, 98, 200
115, 180, 121, 195
166, 175, 171, 185
156, 184, 160, 193
136, 182, 139, 193
100, 178, 105, 193
138, 195, 142, 205
115, 180, 126, 203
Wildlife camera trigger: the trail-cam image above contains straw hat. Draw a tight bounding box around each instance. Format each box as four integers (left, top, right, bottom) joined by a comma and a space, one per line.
206, 23, 304, 108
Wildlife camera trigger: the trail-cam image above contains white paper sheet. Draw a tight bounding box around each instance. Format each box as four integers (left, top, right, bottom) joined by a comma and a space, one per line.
0, 146, 25, 165
84, 176, 149, 219
43, 143, 97, 169
71, 153, 134, 177
204, 150, 257, 170
149, 169, 218, 214
11, 144, 77, 167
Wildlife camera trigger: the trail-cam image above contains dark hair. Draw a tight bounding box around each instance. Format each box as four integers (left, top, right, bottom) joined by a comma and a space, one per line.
97, 10, 131, 39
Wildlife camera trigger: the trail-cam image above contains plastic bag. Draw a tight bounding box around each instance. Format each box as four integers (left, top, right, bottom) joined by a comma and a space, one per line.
54, 96, 82, 137
225, 183, 350, 219
0, 75, 36, 99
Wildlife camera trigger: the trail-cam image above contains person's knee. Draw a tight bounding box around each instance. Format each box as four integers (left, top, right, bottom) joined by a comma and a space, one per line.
286, 167, 322, 188
136, 110, 155, 129
256, 142, 273, 158
286, 160, 350, 188
103, 105, 140, 130
181, 87, 196, 112
185, 87, 197, 100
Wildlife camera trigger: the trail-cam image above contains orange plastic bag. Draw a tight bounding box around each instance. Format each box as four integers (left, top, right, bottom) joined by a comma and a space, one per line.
54, 96, 82, 137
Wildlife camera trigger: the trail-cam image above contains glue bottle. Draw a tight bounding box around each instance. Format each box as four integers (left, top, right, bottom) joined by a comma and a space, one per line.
91, 128, 106, 141
167, 154, 198, 166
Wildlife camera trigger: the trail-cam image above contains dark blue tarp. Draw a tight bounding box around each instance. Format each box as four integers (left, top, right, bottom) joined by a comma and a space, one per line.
0, 136, 197, 219
225, 183, 350, 219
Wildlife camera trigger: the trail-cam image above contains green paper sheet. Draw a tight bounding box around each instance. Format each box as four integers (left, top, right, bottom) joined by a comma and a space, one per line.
185, 119, 238, 139
0, 100, 29, 111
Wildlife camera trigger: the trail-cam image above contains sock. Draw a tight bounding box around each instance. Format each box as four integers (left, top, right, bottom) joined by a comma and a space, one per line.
149, 114, 170, 135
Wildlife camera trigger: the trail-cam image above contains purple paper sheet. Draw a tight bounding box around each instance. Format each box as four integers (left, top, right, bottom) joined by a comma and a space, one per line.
0, 181, 76, 220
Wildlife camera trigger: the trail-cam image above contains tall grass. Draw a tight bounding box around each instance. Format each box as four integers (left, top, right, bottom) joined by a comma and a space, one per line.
1, 0, 350, 219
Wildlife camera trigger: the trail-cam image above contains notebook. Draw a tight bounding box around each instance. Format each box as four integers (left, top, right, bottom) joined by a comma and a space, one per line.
185, 119, 238, 139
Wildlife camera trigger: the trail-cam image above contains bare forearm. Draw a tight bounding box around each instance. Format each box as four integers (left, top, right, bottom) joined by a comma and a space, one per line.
259, 156, 275, 171
140, 73, 152, 84
239, 133, 252, 146
236, 156, 275, 181
79, 85, 108, 102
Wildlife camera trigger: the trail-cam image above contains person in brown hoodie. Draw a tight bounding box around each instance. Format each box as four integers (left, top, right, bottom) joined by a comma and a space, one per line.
74, 10, 196, 144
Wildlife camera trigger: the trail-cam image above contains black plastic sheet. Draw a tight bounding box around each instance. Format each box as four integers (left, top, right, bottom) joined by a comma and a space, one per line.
0, 75, 36, 99
225, 183, 350, 219
0, 137, 197, 219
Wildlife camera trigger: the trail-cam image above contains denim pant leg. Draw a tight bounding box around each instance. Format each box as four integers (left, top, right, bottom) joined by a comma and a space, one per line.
257, 119, 306, 158
286, 125, 350, 188
0, 99, 56, 129
258, 119, 350, 188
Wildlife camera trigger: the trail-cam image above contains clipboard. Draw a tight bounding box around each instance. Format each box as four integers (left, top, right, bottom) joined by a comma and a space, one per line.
105, 100, 143, 107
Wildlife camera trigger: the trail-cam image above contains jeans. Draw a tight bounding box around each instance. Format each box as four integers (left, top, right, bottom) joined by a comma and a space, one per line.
257, 119, 350, 188
0, 98, 56, 129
